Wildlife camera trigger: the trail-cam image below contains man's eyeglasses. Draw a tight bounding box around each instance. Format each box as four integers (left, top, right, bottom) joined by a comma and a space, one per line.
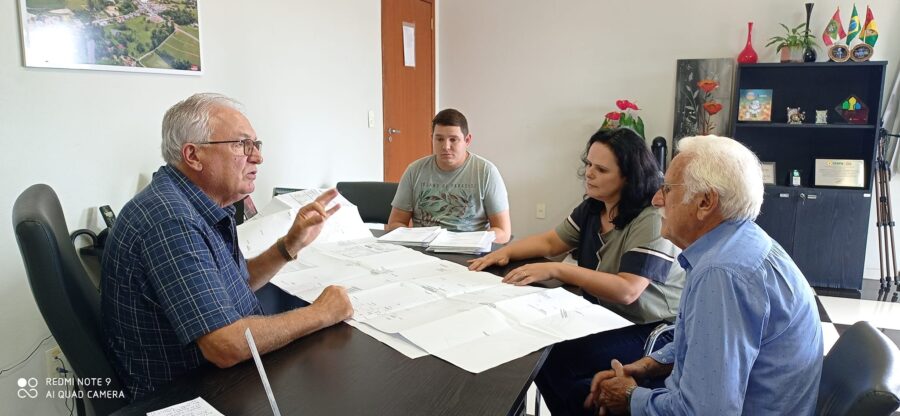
199, 139, 262, 156
658, 183, 685, 197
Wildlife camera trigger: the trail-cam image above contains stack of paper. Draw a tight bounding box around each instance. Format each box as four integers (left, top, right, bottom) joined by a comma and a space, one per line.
377, 226, 444, 247
239, 190, 634, 374
426, 231, 494, 254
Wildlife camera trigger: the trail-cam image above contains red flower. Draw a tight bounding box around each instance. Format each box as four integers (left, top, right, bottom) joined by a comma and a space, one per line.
605, 111, 621, 120
615, 100, 640, 111
703, 101, 723, 115
697, 79, 719, 93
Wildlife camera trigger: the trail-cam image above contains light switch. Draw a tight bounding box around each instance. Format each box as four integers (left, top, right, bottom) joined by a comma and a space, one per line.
368, 110, 376, 128
536, 203, 546, 219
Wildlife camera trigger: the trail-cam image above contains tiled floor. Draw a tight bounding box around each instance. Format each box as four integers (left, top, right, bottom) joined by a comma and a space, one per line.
526, 278, 900, 416
816, 279, 900, 352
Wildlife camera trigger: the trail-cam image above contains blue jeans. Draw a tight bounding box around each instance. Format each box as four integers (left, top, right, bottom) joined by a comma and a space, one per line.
534, 322, 671, 416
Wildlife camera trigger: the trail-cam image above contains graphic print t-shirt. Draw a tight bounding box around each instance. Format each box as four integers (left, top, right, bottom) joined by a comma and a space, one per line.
391, 153, 508, 231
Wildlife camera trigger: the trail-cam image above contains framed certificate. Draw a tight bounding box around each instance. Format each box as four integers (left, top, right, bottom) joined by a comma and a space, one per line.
761, 162, 776, 185
814, 159, 865, 188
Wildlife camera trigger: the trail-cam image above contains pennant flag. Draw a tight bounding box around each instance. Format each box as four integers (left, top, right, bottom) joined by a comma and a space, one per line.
863, 6, 879, 47
847, 4, 861, 43
822, 7, 846, 46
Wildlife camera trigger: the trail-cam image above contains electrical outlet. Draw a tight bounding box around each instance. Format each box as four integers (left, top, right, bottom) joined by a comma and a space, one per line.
45, 346, 68, 378
536, 203, 546, 219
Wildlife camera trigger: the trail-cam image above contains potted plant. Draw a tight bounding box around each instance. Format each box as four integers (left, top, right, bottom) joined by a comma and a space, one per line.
766, 23, 817, 63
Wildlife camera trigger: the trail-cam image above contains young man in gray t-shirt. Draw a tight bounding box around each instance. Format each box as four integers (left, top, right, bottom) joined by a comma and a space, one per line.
387, 109, 511, 243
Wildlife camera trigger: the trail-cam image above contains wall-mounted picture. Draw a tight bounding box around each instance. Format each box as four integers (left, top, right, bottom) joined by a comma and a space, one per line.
672, 58, 735, 142
738, 89, 773, 122
761, 162, 777, 185
18, 0, 201, 75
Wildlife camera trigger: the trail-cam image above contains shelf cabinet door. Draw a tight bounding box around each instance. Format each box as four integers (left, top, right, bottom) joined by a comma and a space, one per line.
755, 188, 798, 254
791, 189, 871, 290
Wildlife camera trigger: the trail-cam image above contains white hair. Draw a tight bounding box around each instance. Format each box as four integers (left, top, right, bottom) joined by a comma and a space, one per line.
675, 135, 764, 221
160, 93, 244, 164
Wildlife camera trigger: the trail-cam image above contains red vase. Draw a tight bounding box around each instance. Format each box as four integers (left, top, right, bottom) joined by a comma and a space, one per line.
738, 22, 758, 64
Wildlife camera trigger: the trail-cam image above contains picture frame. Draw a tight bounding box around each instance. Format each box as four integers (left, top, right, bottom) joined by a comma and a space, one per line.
814, 159, 865, 188
18, 0, 202, 75
672, 58, 736, 142
737, 89, 773, 122
761, 162, 777, 185
828, 45, 851, 63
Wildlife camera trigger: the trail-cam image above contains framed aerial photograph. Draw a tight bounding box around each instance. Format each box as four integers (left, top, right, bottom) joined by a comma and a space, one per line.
18, 0, 202, 75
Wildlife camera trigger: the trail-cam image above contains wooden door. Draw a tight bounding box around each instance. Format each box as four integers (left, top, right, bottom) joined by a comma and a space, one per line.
382, 0, 435, 182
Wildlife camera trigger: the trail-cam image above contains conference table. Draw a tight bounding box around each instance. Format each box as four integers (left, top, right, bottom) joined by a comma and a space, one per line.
111, 240, 555, 416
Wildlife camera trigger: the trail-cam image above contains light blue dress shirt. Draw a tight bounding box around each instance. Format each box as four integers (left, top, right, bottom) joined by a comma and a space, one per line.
631, 220, 822, 415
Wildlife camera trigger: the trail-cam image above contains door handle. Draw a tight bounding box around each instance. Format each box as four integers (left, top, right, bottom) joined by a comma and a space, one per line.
386, 128, 401, 143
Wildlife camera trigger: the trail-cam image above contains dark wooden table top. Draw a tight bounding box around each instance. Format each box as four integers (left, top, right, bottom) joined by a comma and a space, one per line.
112, 239, 553, 416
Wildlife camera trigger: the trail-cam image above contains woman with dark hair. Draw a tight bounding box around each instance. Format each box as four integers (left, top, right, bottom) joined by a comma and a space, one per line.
469, 128, 685, 416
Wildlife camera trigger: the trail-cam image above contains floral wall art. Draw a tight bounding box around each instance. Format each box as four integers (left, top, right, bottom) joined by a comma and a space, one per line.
672, 58, 735, 144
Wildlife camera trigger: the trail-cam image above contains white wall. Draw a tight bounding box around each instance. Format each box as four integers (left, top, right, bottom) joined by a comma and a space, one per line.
437, 0, 900, 280
0, 1, 382, 414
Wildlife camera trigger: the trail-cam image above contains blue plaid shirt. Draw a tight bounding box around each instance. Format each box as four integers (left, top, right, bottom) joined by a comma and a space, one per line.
101, 165, 262, 400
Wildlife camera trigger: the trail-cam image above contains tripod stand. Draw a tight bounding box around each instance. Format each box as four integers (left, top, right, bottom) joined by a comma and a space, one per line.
876, 129, 900, 301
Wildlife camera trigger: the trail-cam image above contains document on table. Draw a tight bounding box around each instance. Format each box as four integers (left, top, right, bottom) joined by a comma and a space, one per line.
146, 397, 223, 416
377, 226, 444, 246
427, 230, 494, 254
252, 191, 635, 374
241, 189, 373, 256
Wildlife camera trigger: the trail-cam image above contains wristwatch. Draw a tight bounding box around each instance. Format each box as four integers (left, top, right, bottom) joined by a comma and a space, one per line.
276, 237, 298, 261
625, 385, 638, 407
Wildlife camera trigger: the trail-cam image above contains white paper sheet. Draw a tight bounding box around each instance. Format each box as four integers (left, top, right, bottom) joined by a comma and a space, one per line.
346, 320, 428, 359
363, 297, 479, 334
350, 281, 443, 321
402, 22, 415, 67
252, 189, 634, 374
146, 397, 224, 416
411, 271, 502, 297
352, 248, 439, 271
377, 226, 443, 246
270, 264, 371, 300
431, 324, 555, 373
237, 210, 294, 257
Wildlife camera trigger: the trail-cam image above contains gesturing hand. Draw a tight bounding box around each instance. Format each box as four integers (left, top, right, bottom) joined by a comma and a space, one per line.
284, 188, 341, 255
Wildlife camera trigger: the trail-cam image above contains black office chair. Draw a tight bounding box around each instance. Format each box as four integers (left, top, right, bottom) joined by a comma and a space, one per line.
817, 321, 900, 416
13, 184, 127, 416
336, 181, 399, 224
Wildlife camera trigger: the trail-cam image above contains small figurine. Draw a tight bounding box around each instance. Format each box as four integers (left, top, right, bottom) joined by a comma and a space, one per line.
787, 107, 806, 124
815, 110, 828, 124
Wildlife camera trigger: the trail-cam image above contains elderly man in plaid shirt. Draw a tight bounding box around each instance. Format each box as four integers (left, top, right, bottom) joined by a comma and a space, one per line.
101, 93, 353, 400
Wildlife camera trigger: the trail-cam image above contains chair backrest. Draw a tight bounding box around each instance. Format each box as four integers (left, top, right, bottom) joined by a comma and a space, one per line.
13, 184, 127, 415
817, 321, 900, 416
336, 181, 399, 224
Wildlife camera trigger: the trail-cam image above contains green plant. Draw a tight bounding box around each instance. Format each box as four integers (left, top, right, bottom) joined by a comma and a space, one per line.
766, 23, 819, 51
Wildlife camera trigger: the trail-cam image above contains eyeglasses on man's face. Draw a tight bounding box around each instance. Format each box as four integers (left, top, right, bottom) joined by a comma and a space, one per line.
658, 183, 685, 198
199, 138, 262, 156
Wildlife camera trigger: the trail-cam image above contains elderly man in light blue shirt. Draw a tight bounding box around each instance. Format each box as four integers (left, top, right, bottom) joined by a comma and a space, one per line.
585, 135, 822, 415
